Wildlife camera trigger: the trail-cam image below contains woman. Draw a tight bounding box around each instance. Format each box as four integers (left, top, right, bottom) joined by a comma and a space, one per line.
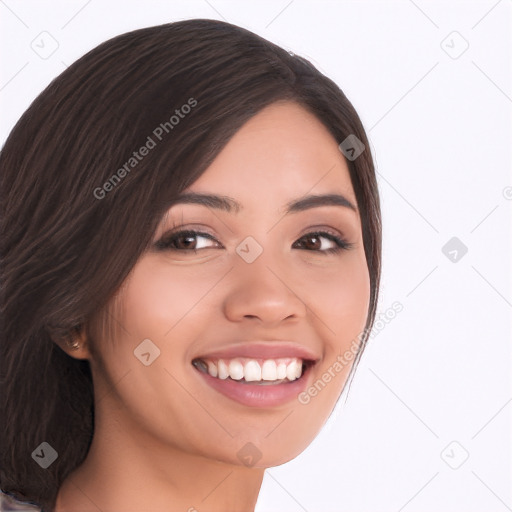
0, 18, 381, 512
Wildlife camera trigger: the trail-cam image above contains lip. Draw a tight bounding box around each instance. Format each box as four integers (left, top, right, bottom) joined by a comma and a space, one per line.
194, 361, 315, 407
191, 341, 320, 408
193, 341, 320, 362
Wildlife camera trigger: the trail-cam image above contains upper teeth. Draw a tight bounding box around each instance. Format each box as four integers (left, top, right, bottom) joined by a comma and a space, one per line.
197, 357, 304, 382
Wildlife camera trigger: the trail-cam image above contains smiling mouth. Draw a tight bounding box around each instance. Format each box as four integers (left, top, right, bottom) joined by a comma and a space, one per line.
192, 357, 315, 385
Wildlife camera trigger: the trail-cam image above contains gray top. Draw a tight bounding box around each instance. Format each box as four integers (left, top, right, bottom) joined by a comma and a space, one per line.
0, 491, 42, 512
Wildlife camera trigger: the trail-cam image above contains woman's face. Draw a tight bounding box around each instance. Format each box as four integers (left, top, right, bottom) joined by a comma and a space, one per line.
88, 100, 370, 467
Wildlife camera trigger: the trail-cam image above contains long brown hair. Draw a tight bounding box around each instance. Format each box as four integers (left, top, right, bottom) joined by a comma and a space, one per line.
0, 18, 381, 511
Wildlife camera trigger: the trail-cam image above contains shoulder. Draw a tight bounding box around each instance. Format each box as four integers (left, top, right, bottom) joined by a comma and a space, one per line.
0, 491, 42, 511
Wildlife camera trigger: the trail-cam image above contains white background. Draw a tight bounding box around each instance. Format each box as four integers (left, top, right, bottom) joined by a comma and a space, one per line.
1, 1, 511, 511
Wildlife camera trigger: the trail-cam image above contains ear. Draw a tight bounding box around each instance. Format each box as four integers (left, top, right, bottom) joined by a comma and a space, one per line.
51, 324, 91, 360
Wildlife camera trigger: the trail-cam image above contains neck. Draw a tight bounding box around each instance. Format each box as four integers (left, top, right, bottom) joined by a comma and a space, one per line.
55, 393, 264, 512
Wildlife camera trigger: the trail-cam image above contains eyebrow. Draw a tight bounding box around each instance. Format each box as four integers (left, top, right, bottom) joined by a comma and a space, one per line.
167, 192, 358, 215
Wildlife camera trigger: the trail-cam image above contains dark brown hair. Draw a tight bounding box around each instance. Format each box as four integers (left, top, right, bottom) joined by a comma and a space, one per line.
0, 18, 381, 511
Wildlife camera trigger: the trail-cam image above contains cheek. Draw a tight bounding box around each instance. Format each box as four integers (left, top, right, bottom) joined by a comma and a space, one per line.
117, 259, 217, 340
304, 251, 371, 338
338, 258, 370, 330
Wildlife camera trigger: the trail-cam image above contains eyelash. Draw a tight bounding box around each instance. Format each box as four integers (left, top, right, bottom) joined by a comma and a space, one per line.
154, 228, 354, 255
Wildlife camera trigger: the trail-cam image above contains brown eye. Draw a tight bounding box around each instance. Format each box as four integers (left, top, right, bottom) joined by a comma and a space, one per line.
293, 231, 354, 254
300, 234, 322, 251
155, 230, 221, 251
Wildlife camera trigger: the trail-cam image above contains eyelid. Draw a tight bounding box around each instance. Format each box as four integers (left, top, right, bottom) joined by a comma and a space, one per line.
297, 224, 345, 239
158, 222, 348, 240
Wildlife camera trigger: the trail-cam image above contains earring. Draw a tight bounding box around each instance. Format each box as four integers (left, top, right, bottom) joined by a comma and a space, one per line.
66, 336, 80, 350
65, 324, 83, 350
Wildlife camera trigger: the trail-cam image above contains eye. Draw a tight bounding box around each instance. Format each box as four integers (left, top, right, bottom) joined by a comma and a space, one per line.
154, 230, 221, 252
154, 228, 353, 254
293, 230, 354, 254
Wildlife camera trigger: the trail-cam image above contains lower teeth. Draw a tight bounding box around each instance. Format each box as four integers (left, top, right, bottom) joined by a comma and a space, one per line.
238, 378, 289, 385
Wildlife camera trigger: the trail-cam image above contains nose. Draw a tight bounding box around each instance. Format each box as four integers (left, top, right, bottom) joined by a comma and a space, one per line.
222, 250, 308, 326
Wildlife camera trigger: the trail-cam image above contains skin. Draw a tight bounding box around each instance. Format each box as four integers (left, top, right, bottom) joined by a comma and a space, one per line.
55, 100, 370, 512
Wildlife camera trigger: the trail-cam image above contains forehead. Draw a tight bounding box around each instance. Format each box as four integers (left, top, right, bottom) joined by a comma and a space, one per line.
183, 101, 356, 211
